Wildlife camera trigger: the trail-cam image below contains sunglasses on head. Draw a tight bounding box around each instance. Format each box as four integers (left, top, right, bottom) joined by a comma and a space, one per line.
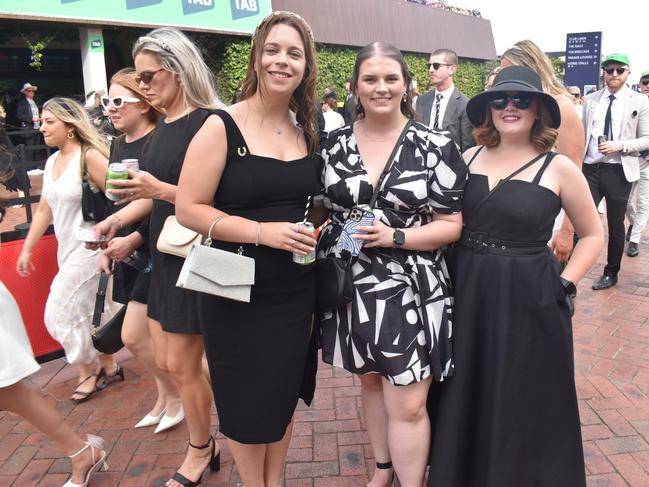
604, 67, 627, 75
427, 62, 451, 70
135, 67, 165, 85
641, 79, 649, 86
488, 93, 534, 110
100, 95, 140, 109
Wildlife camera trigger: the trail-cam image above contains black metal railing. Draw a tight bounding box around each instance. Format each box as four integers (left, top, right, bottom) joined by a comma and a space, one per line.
3, 128, 53, 231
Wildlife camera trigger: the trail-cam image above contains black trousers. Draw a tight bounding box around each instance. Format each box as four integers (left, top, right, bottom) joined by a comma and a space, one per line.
583, 163, 632, 276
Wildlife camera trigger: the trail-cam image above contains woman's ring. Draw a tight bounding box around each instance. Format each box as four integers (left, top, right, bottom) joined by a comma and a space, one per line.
290, 239, 295, 246
129, 191, 135, 196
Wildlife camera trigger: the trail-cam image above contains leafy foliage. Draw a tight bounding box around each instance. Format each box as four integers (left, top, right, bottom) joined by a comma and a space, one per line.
205, 38, 488, 102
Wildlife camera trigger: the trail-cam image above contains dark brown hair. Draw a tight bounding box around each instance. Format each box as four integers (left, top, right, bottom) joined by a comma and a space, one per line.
110, 68, 164, 124
240, 11, 318, 156
350, 42, 416, 120
473, 96, 558, 152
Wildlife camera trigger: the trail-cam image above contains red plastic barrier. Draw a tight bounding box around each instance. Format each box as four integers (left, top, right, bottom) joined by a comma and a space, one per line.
0, 235, 62, 359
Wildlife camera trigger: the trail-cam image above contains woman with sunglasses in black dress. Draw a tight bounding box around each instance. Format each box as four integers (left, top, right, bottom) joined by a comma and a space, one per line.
427, 66, 603, 487
91, 28, 224, 487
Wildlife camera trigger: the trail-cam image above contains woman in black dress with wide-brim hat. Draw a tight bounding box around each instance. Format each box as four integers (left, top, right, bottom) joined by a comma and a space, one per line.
427, 66, 603, 486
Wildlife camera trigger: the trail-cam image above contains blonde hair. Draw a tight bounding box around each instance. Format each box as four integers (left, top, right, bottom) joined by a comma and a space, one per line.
502, 40, 569, 98
241, 11, 318, 156
132, 27, 223, 110
110, 67, 164, 124
42, 97, 109, 176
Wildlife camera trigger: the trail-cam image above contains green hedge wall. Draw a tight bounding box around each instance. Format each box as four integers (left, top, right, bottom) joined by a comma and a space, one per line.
209, 38, 488, 103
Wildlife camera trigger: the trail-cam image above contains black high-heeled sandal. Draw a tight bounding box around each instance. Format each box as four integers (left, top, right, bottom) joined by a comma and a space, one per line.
370, 462, 395, 487
170, 436, 221, 486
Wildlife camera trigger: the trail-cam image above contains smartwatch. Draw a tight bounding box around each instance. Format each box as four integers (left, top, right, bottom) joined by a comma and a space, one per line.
393, 229, 405, 247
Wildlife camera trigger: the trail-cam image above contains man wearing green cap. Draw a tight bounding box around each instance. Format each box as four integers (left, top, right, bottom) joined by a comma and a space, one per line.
625, 70, 649, 257
582, 54, 649, 290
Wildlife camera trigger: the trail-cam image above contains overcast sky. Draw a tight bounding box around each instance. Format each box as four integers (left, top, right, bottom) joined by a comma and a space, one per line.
458, 0, 647, 83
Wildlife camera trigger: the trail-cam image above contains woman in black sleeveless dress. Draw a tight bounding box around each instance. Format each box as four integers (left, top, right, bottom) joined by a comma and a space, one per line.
93, 28, 223, 487
427, 66, 603, 486
99, 68, 185, 433
176, 12, 320, 487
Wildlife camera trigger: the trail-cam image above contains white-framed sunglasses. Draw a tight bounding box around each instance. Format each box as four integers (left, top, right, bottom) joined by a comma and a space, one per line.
100, 95, 141, 109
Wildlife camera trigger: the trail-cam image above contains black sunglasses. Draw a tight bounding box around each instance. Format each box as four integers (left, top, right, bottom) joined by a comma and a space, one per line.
427, 62, 452, 70
135, 67, 165, 85
641, 80, 649, 86
488, 93, 534, 110
604, 67, 627, 75
570, 93, 580, 98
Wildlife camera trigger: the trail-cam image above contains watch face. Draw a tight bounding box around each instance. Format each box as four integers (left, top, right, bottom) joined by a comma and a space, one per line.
394, 229, 405, 246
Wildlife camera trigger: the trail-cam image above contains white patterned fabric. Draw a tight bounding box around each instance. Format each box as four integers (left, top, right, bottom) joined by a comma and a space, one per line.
317, 122, 467, 385
42, 151, 119, 364
0, 280, 40, 387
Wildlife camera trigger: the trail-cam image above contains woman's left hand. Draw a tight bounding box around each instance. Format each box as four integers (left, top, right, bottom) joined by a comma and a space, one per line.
107, 169, 161, 205
103, 236, 136, 262
355, 219, 395, 249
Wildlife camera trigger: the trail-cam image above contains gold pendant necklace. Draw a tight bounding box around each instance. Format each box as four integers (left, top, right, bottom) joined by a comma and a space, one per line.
165, 107, 192, 123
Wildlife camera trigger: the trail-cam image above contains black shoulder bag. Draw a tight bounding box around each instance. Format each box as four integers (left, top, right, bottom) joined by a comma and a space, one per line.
316, 120, 413, 314
81, 148, 109, 223
92, 272, 126, 355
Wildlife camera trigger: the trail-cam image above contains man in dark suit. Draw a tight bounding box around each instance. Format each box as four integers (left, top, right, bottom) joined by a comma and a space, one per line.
415, 48, 475, 152
582, 54, 649, 289
341, 79, 355, 124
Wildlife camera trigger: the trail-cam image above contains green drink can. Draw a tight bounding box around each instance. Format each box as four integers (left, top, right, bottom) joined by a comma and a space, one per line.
105, 162, 129, 201
293, 222, 316, 265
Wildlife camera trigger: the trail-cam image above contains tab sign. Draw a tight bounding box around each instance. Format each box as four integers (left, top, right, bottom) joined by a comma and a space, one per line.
230, 0, 259, 20
183, 0, 215, 15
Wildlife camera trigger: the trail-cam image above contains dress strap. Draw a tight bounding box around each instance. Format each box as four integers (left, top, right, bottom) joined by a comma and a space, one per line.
212, 109, 250, 158
466, 145, 484, 167
531, 152, 559, 185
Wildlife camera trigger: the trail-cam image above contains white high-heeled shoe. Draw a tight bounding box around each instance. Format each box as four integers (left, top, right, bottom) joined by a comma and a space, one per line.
134, 409, 166, 428
154, 405, 185, 434
62, 435, 108, 487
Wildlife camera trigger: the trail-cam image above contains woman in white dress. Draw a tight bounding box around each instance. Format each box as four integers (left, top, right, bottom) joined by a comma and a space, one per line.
16, 98, 121, 402
0, 159, 108, 487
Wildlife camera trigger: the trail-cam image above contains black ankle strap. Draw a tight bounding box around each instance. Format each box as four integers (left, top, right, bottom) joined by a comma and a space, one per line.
189, 436, 213, 450
376, 461, 393, 469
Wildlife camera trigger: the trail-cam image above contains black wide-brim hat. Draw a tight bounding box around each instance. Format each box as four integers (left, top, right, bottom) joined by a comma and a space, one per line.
466, 65, 561, 129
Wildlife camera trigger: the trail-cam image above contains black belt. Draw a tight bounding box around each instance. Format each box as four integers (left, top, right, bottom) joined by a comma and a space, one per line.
459, 231, 548, 255
584, 162, 623, 169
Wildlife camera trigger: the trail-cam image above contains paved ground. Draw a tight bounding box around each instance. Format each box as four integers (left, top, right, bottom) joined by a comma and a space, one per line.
1, 210, 649, 486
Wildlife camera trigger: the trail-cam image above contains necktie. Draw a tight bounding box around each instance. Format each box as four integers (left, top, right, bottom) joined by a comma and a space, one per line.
603, 94, 615, 141
433, 93, 443, 130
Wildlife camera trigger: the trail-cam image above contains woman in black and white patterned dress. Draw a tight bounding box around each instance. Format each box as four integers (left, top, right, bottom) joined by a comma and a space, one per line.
318, 43, 467, 487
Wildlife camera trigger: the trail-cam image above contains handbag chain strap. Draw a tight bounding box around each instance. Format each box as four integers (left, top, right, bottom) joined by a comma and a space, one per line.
203, 215, 244, 255
367, 119, 413, 210
92, 272, 109, 333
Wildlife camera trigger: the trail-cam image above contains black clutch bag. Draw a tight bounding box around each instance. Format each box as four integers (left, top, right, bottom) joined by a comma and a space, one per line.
315, 256, 354, 314
92, 272, 125, 355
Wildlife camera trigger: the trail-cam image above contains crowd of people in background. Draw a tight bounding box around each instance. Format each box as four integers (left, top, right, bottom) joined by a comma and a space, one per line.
404, 0, 482, 17
1, 8, 649, 487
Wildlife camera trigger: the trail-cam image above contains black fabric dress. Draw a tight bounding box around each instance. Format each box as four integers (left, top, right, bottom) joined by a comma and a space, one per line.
427, 152, 586, 487
107, 133, 153, 305
197, 110, 320, 444
147, 109, 212, 333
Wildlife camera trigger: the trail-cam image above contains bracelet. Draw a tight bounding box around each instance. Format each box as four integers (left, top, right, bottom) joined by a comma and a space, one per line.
111, 214, 123, 230
256, 222, 261, 246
